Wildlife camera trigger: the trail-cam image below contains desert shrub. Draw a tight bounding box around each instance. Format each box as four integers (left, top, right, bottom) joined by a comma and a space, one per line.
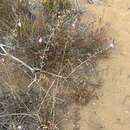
0, 83, 68, 130
0, 0, 114, 129
42, 0, 71, 13
0, 0, 30, 33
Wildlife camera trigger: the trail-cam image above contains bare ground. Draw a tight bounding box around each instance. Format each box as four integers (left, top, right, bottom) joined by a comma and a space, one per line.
79, 0, 130, 130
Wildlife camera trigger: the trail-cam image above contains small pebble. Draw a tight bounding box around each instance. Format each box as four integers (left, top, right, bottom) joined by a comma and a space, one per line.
92, 102, 96, 105
124, 110, 129, 114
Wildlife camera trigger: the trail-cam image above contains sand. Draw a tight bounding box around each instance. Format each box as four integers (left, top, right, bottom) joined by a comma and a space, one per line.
1, 0, 130, 129
79, 0, 130, 130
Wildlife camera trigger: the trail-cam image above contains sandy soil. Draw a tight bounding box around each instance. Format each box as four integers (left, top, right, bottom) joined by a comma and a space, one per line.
1, 1, 130, 130
79, 0, 130, 130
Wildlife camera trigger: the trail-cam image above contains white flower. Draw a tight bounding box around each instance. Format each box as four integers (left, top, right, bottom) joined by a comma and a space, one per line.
0, 58, 5, 64
18, 22, 22, 27
38, 37, 43, 43
72, 23, 76, 28
58, 15, 61, 18
1, 58, 5, 62
18, 125, 22, 130
110, 43, 115, 48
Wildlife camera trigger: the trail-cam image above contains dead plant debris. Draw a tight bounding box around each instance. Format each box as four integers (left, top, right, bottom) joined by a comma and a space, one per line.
0, 0, 114, 129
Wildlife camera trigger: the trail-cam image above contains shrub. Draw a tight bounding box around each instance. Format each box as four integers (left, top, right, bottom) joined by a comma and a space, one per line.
0, 0, 114, 129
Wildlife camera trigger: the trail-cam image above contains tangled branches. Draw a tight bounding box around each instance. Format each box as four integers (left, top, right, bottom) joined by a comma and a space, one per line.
0, 0, 114, 129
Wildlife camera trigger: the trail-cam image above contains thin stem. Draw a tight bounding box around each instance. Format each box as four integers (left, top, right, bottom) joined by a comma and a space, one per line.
0, 113, 35, 118
37, 79, 56, 113
67, 46, 111, 77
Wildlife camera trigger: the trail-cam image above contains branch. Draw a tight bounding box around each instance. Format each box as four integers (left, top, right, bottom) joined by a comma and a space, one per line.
0, 44, 35, 73
67, 44, 114, 77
